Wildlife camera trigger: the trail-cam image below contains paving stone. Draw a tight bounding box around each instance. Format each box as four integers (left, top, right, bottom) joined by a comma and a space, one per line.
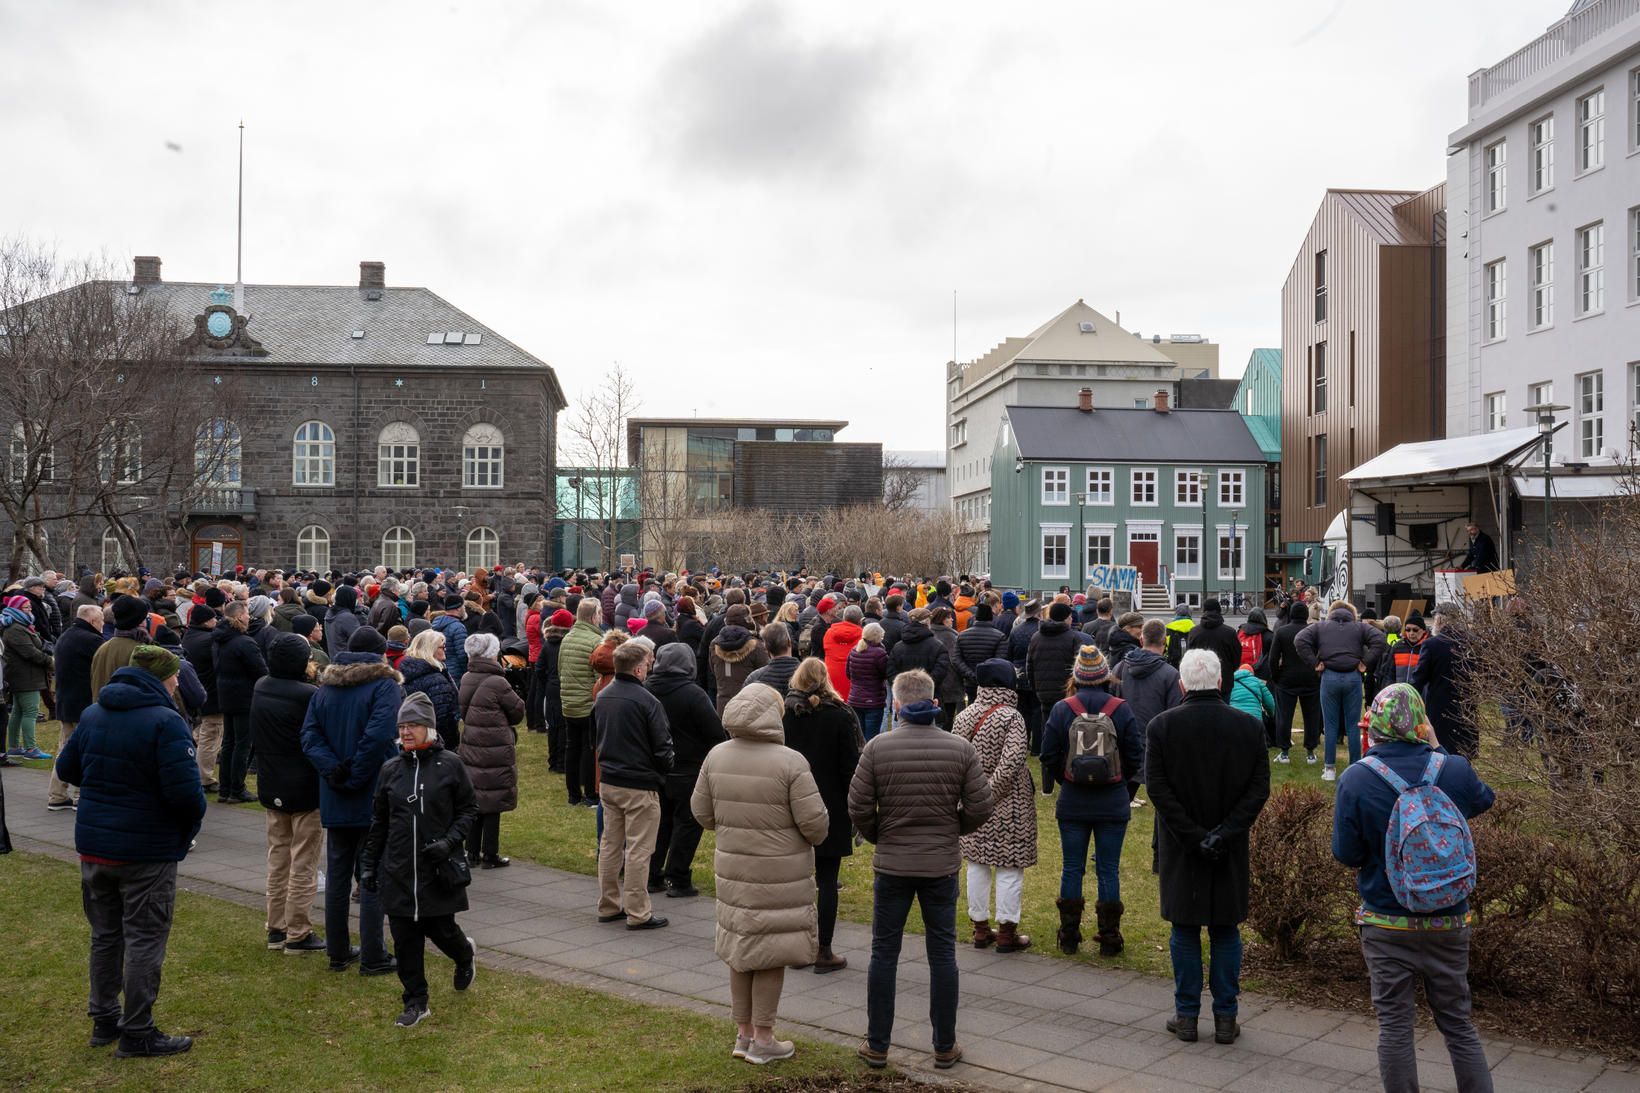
1020, 1053, 1130, 1089
1142, 1044, 1260, 1089
1284, 1040, 1381, 1075
1489, 1049, 1606, 1090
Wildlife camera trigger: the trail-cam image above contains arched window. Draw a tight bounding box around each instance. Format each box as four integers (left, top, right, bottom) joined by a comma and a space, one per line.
466, 526, 500, 571
98, 421, 141, 485
462, 423, 504, 488
102, 529, 127, 574
377, 422, 419, 488
195, 418, 242, 486
293, 421, 335, 486
296, 525, 330, 572
382, 526, 415, 570
10, 423, 53, 484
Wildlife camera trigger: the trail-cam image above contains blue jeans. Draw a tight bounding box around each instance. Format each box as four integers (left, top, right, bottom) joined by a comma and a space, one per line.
1056, 817, 1128, 902
324, 826, 389, 966
1170, 923, 1242, 1018
867, 872, 958, 1053
1319, 669, 1363, 767
854, 705, 885, 741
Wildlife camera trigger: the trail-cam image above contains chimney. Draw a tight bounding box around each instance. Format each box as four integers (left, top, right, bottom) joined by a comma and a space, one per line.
132, 256, 162, 285
1153, 388, 1171, 413
1077, 387, 1094, 413
359, 261, 385, 290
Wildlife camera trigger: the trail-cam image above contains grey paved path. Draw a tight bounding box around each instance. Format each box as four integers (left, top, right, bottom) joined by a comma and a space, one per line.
6, 763, 1636, 1093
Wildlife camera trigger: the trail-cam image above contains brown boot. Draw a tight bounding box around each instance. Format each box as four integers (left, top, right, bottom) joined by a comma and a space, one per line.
995, 921, 1032, 953
1094, 900, 1125, 956
813, 946, 848, 974
970, 919, 996, 949
1055, 898, 1085, 955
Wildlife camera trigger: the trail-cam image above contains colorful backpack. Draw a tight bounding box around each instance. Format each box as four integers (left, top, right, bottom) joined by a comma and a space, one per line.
1061, 694, 1125, 786
1359, 752, 1476, 914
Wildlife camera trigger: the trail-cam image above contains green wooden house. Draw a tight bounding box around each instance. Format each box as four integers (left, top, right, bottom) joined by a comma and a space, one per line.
988, 390, 1268, 609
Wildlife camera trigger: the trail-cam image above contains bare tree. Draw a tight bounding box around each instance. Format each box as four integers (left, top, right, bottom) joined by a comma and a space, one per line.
558, 363, 641, 572
882, 453, 926, 512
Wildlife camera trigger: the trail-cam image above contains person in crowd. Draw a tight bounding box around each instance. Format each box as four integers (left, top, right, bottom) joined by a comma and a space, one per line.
48, 603, 105, 808
366, 577, 402, 632
845, 622, 890, 740
955, 603, 1006, 702
293, 613, 329, 670
457, 632, 524, 869
399, 629, 461, 749
326, 584, 362, 657
180, 605, 221, 790
89, 595, 149, 700
821, 604, 864, 701
559, 599, 602, 807
1410, 604, 1475, 759
1186, 598, 1242, 699
1027, 601, 1081, 736
1457, 523, 1499, 574
274, 588, 307, 632
1080, 598, 1117, 653
1005, 598, 1042, 752
885, 607, 950, 707
1296, 600, 1388, 780
645, 642, 726, 898
251, 633, 325, 954
1228, 661, 1278, 748
711, 610, 769, 715
384, 625, 410, 670
300, 625, 403, 976
954, 658, 1036, 955
878, 593, 907, 653
745, 622, 801, 697
431, 595, 470, 686
1146, 650, 1270, 1046
1106, 611, 1143, 663
1333, 684, 1495, 1093
594, 639, 672, 929
801, 595, 836, 660
211, 600, 267, 803
781, 658, 862, 972
638, 599, 679, 649
1164, 602, 1194, 667
361, 691, 480, 1029
1041, 645, 1144, 956
522, 590, 546, 734
1111, 619, 1183, 732
539, 607, 573, 772
1392, 612, 1427, 684
927, 606, 965, 729
56, 644, 206, 1057
848, 668, 993, 1072
1267, 602, 1321, 764
1237, 607, 1271, 672
247, 595, 280, 660
692, 682, 829, 1065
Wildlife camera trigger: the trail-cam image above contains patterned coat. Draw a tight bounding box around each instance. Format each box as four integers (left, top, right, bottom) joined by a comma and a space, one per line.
954, 686, 1037, 869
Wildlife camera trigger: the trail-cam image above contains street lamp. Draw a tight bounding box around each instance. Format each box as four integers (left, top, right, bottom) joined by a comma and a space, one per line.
1521, 402, 1568, 558
1199, 468, 1213, 605
1230, 509, 1242, 613
1074, 491, 1087, 591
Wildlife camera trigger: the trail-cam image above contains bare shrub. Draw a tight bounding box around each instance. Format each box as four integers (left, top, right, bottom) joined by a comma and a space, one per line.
1247, 784, 1352, 961
1467, 793, 1558, 993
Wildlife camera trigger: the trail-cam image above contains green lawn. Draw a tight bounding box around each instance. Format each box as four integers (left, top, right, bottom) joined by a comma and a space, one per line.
506, 722, 1339, 978
0, 851, 864, 1092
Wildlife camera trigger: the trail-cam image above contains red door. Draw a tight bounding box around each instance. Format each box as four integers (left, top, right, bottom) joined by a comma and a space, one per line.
1130, 540, 1159, 583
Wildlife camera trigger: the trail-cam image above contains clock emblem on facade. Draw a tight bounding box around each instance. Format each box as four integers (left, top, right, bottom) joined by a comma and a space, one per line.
183, 285, 268, 356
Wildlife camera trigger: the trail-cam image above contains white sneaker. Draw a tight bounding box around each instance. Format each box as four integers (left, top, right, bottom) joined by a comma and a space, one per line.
1275, 753, 1290, 764
733, 1035, 751, 1059
745, 1037, 795, 1065
1321, 766, 1336, 782
1306, 752, 1318, 765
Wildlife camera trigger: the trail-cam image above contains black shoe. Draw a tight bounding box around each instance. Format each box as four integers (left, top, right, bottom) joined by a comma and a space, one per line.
328, 946, 360, 972
90, 1018, 120, 1047
646, 880, 665, 893
481, 856, 510, 869
267, 929, 288, 950
200, 782, 220, 794
1214, 1015, 1240, 1044
627, 916, 669, 931
284, 933, 327, 955
217, 795, 235, 804
115, 1030, 193, 1057
1166, 1015, 1199, 1043
47, 799, 76, 811
580, 797, 599, 809
394, 1003, 430, 1028
597, 910, 627, 924
454, 937, 476, 991
665, 884, 699, 898
360, 957, 398, 977
230, 790, 257, 804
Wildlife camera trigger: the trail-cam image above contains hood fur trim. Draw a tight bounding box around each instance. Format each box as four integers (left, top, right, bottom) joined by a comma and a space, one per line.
319, 660, 403, 688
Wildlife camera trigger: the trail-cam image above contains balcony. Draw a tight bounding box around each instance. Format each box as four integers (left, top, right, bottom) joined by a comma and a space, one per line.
1468, 0, 1640, 110
170, 486, 258, 517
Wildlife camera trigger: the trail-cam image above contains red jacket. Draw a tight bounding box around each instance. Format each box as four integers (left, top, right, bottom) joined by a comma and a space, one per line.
525, 608, 542, 664
821, 620, 863, 702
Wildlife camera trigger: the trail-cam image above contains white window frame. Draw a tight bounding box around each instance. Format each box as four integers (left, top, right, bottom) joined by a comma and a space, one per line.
1218, 468, 1246, 507
466, 526, 500, 571
1484, 139, 1507, 212
1529, 113, 1554, 193
1577, 88, 1605, 173
1631, 362, 1640, 444
1085, 524, 1115, 569
1485, 391, 1507, 432
1130, 467, 1158, 507
1084, 466, 1113, 505
950, 419, 967, 447
1577, 370, 1604, 458
1174, 469, 1201, 506
194, 418, 241, 487
98, 422, 141, 485
1040, 525, 1070, 581
1041, 466, 1069, 506
377, 422, 420, 488
1630, 206, 1640, 303
1528, 381, 1554, 410
1484, 258, 1507, 340
1529, 240, 1554, 329
1577, 222, 1604, 315
1632, 65, 1640, 153
292, 420, 335, 487
296, 525, 330, 572
462, 423, 505, 489
382, 526, 416, 570
1174, 526, 1202, 581
1216, 526, 1247, 581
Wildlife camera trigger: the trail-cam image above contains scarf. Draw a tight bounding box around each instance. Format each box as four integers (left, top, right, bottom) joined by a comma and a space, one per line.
1368, 683, 1427, 744
0, 606, 34, 630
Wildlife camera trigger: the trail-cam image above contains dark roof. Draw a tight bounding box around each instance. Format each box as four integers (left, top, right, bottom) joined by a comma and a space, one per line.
1177, 377, 1239, 410
1006, 406, 1265, 465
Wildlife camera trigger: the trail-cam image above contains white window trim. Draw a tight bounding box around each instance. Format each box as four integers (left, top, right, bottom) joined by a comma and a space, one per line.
1041, 466, 1070, 507
1130, 466, 1159, 507
1174, 468, 1201, 506
1173, 526, 1203, 581
292, 420, 336, 488
1215, 524, 1248, 580
1528, 240, 1555, 330
462, 424, 506, 490
1484, 138, 1507, 214
1039, 523, 1071, 581
1577, 222, 1605, 317
1577, 87, 1606, 175
1084, 466, 1114, 505
1529, 113, 1555, 195
377, 422, 421, 489
1084, 523, 1116, 569
1484, 258, 1508, 341
1217, 468, 1246, 507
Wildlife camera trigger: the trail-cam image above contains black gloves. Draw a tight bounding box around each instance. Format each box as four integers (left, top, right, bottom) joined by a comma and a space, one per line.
324, 760, 353, 789
422, 837, 455, 861
1198, 828, 1226, 862
359, 868, 378, 893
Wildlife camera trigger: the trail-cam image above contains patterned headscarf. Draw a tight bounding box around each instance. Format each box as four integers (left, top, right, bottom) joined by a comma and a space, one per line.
1367, 683, 1428, 744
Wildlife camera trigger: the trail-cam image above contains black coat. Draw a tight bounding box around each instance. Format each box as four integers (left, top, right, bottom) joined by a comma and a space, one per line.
53, 619, 105, 724
398, 656, 461, 748
1410, 631, 1474, 757
885, 620, 950, 690
181, 625, 220, 714
639, 620, 680, 649
211, 624, 268, 715
781, 695, 861, 858
954, 623, 1007, 684
878, 610, 907, 654
362, 743, 479, 920
1145, 691, 1270, 926
593, 675, 673, 791
1265, 621, 1317, 694
537, 635, 564, 727
677, 615, 709, 689
1007, 616, 1040, 671
646, 665, 725, 774
1026, 619, 1082, 711
1186, 610, 1243, 698
250, 674, 320, 813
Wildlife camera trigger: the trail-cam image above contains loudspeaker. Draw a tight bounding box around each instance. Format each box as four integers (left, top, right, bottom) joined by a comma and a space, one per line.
1508, 494, 1524, 532
1374, 503, 1396, 535
1408, 523, 1439, 550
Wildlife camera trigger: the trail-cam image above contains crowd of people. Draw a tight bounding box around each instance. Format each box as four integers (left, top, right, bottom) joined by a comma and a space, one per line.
0, 561, 1495, 1090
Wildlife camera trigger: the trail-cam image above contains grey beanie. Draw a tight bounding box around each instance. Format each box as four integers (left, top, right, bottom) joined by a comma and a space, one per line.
398, 690, 436, 727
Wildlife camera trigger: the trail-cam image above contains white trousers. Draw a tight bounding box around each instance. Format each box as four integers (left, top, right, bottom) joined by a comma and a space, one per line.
965, 861, 1024, 924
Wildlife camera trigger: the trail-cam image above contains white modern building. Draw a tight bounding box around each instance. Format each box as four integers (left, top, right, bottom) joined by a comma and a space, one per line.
883, 450, 948, 513
1447, 0, 1640, 460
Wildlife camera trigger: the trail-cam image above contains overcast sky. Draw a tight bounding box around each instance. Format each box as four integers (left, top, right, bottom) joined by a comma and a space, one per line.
0, 1, 1565, 451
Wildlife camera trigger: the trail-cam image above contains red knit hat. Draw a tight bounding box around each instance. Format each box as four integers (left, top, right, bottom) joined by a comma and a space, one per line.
549, 609, 574, 628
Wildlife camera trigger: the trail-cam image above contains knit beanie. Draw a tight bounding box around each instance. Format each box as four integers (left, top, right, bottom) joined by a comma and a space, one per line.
1001, 591, 1020, 611
204, 587, 226, 609
188, 603, 215, 627
1072, 644, 1110, 687
975, 602, 994, 622
898, 699, 940, 726
398, 690, 436, 727
348, 626, 388, 655
2, 594, 29, 612
130, 644, 181, 681
111, 594, 149, 631
626, 617, 647, 635
1048, 601, 1073, 623
291, 614, 318, 637
549, 609, 574, 629
976, 658, 1015, 689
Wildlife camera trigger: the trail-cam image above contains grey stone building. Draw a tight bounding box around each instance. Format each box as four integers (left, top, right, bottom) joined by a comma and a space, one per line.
15, 257, 565, 575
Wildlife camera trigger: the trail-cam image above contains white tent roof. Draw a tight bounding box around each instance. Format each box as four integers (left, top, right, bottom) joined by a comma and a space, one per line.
1509, 472, 1632, 499
1341, 427, 1547, 483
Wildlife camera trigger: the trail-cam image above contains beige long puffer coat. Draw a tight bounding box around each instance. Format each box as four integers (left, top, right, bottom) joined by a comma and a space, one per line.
691, 683, 829, 973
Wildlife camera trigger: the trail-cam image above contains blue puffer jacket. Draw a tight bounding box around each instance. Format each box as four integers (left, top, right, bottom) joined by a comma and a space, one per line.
300, 652, 404, 828
398, 655, 461, 746
55, 667, 207, 862
431, 614, 469, 686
